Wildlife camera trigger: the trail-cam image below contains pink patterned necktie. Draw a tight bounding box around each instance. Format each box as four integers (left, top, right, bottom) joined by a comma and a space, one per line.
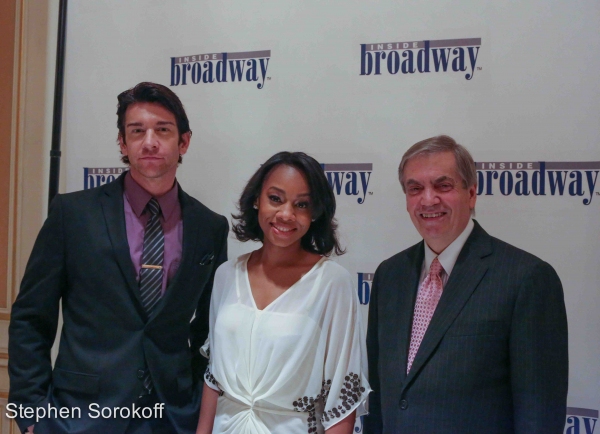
407, 257, 444, 373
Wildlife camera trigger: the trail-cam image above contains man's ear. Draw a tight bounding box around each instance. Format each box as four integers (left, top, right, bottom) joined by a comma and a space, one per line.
178, 131, 191, 156
468, 183, 477, 209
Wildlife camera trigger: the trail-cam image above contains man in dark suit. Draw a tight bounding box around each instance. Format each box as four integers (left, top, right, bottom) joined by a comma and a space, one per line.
8, 82, 228, 433
365, 135, 568, 434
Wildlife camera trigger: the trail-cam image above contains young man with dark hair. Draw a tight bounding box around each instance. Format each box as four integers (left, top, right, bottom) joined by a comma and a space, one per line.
9, 82, 228, 433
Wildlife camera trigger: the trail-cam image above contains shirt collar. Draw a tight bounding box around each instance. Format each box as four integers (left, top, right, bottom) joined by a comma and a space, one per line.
423, 218, 474, 277
124, 171, 179, 220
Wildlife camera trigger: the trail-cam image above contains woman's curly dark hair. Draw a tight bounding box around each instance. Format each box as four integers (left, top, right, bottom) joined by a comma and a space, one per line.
232, 151, 345, 256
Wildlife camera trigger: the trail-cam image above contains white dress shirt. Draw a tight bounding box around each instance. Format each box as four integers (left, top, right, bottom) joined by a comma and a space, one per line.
419, 219, 475, 287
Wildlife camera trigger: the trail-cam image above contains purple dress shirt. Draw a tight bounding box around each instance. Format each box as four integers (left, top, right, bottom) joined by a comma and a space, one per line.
123, 171, 183, 295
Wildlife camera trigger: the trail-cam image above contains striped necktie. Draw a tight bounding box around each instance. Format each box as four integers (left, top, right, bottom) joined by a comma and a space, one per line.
139, 198, 164, 316
138, 198, 164, 395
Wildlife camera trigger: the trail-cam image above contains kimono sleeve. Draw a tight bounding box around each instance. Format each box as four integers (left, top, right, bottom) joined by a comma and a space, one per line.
202, 262, 226, 394
320, 267, 371, 429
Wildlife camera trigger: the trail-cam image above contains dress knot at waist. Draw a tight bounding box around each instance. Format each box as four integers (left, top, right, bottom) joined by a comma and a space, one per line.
222, 392, 303, 417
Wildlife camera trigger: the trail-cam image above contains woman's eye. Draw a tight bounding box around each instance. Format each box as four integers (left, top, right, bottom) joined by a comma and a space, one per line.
296, 202, 310, 209
268, 195, 281, 203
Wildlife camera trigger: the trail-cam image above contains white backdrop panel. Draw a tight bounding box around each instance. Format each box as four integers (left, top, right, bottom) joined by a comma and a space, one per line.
63, 0, 600, 429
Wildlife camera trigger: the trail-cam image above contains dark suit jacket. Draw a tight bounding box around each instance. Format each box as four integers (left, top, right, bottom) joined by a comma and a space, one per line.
8, 173, 228, 434
364, 221, 568, 434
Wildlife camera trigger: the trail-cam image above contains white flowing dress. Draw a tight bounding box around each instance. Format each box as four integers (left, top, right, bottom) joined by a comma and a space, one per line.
203, 253, 370, 434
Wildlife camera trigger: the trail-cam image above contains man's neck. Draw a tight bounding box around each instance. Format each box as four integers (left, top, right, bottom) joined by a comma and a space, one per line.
424, 219, 475, 277
129, 171, 176, 197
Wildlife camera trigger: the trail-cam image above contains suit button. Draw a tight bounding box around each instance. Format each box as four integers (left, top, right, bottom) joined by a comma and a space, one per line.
399, 399, 408, 410
137, 369, 145, 379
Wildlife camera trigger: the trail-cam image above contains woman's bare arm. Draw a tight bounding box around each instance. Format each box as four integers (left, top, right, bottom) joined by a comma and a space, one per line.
196, 382, 220, 434
325, 410, 356, 434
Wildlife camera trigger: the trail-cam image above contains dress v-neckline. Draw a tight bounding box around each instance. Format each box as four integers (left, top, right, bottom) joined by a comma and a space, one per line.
242, 253, 327, 312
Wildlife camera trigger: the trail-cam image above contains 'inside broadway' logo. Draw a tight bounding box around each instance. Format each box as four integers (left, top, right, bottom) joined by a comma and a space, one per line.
476, 161, 600, 205
170, 50, 271, 89
360, 38, 481, 80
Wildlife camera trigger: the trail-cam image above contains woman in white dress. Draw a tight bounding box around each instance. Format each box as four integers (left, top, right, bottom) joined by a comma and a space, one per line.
196, 152, 370, 434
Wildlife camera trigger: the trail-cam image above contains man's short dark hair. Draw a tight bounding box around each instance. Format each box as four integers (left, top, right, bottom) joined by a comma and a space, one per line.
232, 151, 345, 256
116, 82, 191, 165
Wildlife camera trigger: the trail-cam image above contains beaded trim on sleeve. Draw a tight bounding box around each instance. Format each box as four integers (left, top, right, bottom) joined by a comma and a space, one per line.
321, 373, 365, 423
292, 374, 365, 432
204, 367, 224, 396
292, 379, 330, 433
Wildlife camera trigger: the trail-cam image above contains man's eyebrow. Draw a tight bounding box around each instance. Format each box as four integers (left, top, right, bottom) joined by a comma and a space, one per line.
405, 179, 421, 185
126, 120, 176, 128
433, 175, 457, 184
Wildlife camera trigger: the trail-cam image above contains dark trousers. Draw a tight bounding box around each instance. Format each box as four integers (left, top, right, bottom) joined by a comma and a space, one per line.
124, 392, 176, 434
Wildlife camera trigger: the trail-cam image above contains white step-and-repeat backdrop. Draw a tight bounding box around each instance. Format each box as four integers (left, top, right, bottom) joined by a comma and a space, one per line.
62, 1, 599, 431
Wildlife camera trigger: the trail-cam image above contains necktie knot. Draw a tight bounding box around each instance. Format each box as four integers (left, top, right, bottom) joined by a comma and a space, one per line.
429, 257, 443, 277
146, 198, 161, 216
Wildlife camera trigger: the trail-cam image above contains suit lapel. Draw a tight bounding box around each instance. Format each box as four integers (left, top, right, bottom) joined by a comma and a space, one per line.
150, 188, 204, 318
395, 244, 424, 377
405, 222, 493, 383
100, 175, 143, 308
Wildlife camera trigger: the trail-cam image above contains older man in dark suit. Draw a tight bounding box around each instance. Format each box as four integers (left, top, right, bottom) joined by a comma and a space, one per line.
9, 82, 228, 433
365, 135, 568, 434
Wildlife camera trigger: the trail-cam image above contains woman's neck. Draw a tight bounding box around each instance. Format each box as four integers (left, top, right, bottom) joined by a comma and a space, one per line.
253, 243, 313, 268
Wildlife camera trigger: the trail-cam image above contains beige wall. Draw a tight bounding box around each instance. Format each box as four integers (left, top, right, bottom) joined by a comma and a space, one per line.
1, 1, 58, 431
0, 0, 17, 317
0, 0, 17, 424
